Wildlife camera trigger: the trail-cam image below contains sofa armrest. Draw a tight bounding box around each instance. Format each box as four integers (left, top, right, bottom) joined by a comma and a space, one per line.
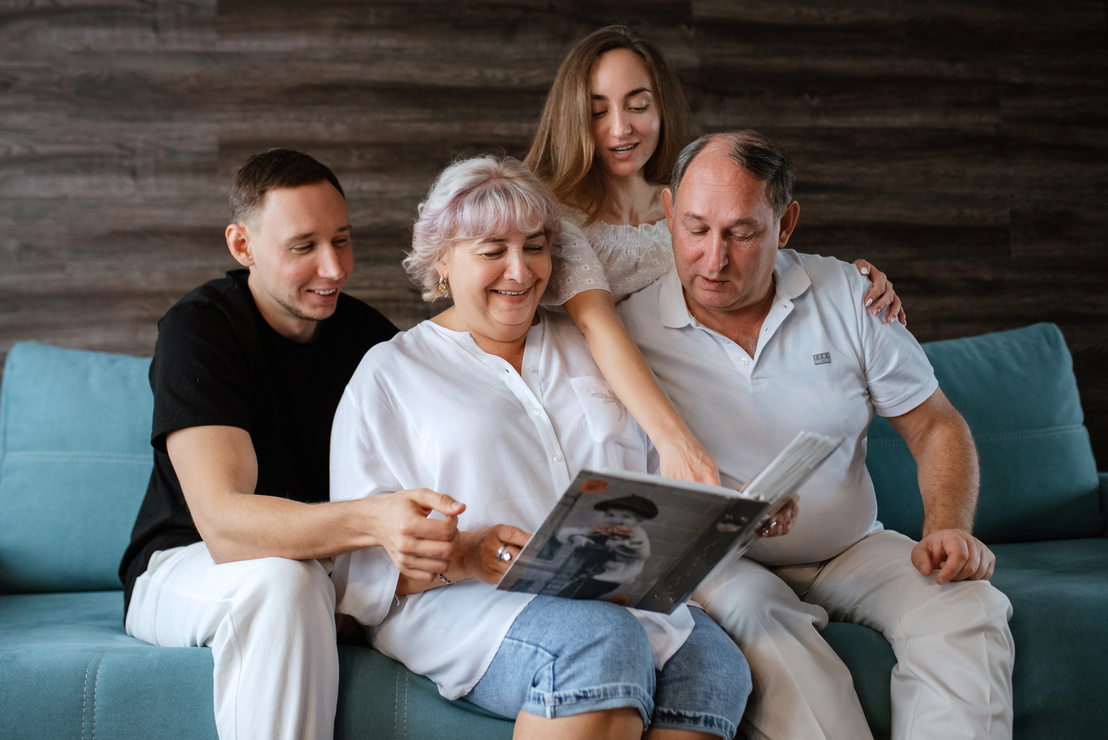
1101, 472, 1108, 537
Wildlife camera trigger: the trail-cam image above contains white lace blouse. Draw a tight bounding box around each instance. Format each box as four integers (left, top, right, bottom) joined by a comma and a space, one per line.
547, 206, 674, 305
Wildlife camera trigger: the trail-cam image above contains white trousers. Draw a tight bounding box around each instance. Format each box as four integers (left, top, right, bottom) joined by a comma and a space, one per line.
125, 542, 340, 740
694, 530, 1014, 740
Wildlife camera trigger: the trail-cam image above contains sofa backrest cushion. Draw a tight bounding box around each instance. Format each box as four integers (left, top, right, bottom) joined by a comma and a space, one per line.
0, 342, 153, 593
867, 323, 1102, 543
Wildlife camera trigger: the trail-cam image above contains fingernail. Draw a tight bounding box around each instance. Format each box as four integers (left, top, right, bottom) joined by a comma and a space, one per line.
860, 267, 870, 275
865, 298, 873, 307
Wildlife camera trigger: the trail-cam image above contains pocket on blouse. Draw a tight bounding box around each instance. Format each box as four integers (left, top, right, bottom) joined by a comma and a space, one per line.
570, 376, 637, 448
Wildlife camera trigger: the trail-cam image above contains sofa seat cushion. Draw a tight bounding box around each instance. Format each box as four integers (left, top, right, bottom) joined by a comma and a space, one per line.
0, 590, 514, 740
821, 621, 896, 738
335, 645, 514, 740
0, 590, 217, 740
989, 538, 1108, 738
824, 537, 1108, 740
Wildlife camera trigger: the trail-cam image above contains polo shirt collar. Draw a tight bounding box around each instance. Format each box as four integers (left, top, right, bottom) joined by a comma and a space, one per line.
658, 249, 813, 329
775, 249, 812, 303
658, 268, 693, 329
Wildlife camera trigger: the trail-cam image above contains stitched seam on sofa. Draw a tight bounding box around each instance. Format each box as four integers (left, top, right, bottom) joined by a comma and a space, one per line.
972, 426, 1087, 442
0, 352, 11, 459
868, 424, 1086, 447
82, 652, 93, 740
404, 669, 409, 740
93, 648, 106, 740
82, 648, 106, 740
5, 451, 150, 465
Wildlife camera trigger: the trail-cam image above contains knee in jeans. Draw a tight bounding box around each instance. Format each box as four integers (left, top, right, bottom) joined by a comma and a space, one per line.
718, 640, 753, 700
685, 612, 753, 701
544, 599, 654, 675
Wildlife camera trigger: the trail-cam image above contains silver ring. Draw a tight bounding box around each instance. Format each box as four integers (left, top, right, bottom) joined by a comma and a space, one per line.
496, 545, 512, 562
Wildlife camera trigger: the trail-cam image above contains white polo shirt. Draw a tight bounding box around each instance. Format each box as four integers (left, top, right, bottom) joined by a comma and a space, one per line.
330, 310, 692, 700
619, 249, 938, 566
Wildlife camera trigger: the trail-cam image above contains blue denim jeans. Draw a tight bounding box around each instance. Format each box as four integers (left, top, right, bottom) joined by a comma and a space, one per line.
464, 597, 750, 739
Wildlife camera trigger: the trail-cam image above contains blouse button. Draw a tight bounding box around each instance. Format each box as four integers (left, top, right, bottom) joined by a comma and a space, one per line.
552, 454, 564, 463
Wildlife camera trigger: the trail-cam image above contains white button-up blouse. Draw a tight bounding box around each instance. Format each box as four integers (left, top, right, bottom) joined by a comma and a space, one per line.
329, 309, 693, 700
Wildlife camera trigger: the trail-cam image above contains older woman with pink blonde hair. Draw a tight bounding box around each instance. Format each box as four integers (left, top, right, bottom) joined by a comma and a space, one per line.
329, 154, 751, 740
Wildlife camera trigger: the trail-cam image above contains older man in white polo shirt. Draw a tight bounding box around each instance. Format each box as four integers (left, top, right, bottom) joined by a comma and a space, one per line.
619, 130, 1015, 740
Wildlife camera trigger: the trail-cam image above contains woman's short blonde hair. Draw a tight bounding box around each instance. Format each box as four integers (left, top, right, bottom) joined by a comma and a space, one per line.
523, 25, 691, 223
405, 155, 562, 302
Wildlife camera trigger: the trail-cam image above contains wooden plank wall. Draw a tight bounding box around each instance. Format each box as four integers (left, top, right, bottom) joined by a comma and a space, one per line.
2, 1, 1106, 464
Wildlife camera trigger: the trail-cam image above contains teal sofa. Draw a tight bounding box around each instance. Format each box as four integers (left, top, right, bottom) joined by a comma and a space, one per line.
1, 322, 1105, 739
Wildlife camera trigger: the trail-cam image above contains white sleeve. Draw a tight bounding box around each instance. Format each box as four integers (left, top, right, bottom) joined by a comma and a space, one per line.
542, 217, 611, 306
329, 375, 402, 626
845, 264, 938, 417
865, 323, 939, 418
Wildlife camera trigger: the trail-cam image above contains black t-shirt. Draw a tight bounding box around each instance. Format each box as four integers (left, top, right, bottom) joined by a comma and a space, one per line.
119, 270, 398, 611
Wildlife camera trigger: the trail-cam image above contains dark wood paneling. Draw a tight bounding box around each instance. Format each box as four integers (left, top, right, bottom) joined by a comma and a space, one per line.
1, 0, 1105, 464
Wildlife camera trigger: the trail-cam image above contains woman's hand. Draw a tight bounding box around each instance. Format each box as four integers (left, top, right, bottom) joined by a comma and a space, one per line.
395, 523, 531, 595
455, 524, 532, 584
657, 433, 721, 486
757, 495, 799, 538
854, 259, 907, 325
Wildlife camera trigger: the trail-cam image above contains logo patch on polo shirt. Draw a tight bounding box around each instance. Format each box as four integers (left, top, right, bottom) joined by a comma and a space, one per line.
813, 352, 831, 366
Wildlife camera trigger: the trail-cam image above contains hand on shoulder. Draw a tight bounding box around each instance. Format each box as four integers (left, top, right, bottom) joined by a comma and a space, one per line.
852, 258, 907, 325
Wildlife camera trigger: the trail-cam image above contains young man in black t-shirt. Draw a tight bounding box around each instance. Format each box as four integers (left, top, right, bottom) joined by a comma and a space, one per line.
119, 150, 466, 739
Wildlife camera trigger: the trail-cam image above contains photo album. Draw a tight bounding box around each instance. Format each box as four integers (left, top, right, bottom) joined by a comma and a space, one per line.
497, 431, 842, 613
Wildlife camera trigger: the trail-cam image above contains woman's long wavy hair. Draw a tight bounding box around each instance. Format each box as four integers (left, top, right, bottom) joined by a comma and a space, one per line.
524, 25, 691, 223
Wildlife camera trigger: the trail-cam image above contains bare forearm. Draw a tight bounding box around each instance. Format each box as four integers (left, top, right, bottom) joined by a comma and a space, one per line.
564, 290, 717, 483
566, 291, 685, 436
169, 425, 461, 570
196, 493, 379, 564
889, 390, 980, 536
917, 417, 980, 536
166, 426, 368, 563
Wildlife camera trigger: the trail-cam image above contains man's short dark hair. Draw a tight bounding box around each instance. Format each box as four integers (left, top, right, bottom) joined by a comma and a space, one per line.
670, 131, 795, 218
230, 149, 345, 223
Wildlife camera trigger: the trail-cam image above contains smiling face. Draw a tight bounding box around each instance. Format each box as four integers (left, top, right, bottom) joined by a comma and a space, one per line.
666, 141, 800, 328
589, 48, 662, 181
438, 227, 552, 357
225, 180, 353, 343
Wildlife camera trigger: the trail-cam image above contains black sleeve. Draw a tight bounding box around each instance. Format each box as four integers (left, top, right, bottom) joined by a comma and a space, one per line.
149, 301, 255, 452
